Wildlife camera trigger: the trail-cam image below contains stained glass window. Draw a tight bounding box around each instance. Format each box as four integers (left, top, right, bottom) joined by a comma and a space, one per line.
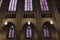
8, 26, 14, 38
40, 0, 49, 11
26, 26, 32, 38
0, 0, 3, 7
43, 27, 50, 37
24, 0, 33, 11
8, 0, 17, 11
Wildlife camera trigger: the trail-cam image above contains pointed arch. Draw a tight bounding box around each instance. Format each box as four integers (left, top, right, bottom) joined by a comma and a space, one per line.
3, 22, 15, 39
42, 21, 56, 38
22, 22, 36, 39
7, 22, 15, 39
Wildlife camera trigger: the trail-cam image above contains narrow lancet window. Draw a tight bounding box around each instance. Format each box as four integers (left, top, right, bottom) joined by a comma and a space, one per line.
25, 0, 33, 11
8, 0, 17, 11
40, 0, 49, 11
43, 27, 50, 37
26, 26, 32, 38
8, 26, 14, 38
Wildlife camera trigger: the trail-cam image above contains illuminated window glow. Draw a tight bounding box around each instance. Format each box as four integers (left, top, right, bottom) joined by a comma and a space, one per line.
43, 27, 50, 37
8, 0, 17, 11
26, 26, 32, 38
8, 26, 14, 38
24, 0, 33, 11
40, 0, 49, 11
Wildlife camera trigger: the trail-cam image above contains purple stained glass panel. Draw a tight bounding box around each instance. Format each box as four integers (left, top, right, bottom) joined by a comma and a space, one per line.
25, 0, 33, 11
9, 29, 11, 38
12, 29, 14, 38
40, 0, 49, 11
26, 26, 32, 38
8, 0, 17, 11
43, 27, 50, 37
8, 26, 14, 38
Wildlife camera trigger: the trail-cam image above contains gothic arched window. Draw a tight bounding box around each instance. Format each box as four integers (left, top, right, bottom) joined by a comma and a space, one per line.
26, 26, 32, 38
24, 0, 33, 11
43, 26, 50, 37
40, 0, 49, 11
8, 0, 17, 11
8, 26, 14, 38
